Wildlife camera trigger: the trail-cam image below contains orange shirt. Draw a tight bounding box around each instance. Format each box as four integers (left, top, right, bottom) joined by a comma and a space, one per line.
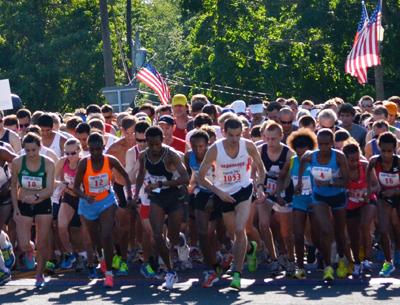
83, 156, 113, 201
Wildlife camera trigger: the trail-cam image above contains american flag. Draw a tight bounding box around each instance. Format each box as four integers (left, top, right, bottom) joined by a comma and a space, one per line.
136, 63, 170, 104
345, 0, 382, 84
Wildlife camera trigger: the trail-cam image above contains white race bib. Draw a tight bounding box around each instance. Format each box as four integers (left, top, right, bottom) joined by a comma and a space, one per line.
265, 178, 277, 194
311, 167, 332, 182
21, 175, 43, 190
348, 188, 367, 203
292, 176, 312, 195
222, 170, 242, 185
379, 172, 400, 187
88, 173, 109, 193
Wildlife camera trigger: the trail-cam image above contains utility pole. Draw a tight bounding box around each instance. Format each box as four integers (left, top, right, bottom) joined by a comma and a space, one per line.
130, 29, 147, 107
374, 0, 385, 101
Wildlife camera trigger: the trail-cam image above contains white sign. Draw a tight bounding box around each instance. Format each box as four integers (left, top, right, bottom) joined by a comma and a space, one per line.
0, 79, 13, 111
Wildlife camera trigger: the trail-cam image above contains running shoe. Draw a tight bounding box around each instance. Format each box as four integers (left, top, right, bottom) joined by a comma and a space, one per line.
88, 265, 100, 279
246, 241, 258, 272
379, 261, 395, 277
1, 245, 15, 269
352, 264, 362, 278
0, 270, 11, 285
268, 260, 281, 277
104, 273, 114, 288
45, 261, 56, 274
140, 263, 156, 279
163, 271, 178, 289
306, 245, 316, 264
189, 247, 203, 263
294, 268, 306, 279
155, 267, 167, 280
323, 266, 334, 282
277, 255, 289, 270
23, 252, 36, 270
112, 255, 121, 270
362, 259, 373, 273
286, 260, 296, 278
202, 270, 219, 288
230, 271, 241, 290
221, 253, 234, 273
61, 253, 76, 269
393, 250, 400, 267
336, 258, 348, 278
35, 274, 45, 288
116, 261, 128, 276
75, 255, 86, 272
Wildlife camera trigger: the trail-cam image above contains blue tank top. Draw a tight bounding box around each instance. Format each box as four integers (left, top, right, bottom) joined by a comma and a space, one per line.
310, 149, 344, 196
290, 155, 313, 204
188, 151, 211, 193
371, 138, 380, 156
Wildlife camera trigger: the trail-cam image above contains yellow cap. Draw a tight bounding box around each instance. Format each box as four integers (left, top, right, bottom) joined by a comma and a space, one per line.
172, 94, 188, 107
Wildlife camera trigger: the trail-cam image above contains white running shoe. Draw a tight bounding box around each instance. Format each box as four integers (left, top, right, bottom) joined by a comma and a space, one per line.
164, 271, 178, 289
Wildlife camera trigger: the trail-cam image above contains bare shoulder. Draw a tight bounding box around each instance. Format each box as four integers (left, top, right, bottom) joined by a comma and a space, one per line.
42, 154, 55, 167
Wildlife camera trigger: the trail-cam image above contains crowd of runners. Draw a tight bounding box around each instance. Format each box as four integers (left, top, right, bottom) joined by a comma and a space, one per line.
0, 93, 400, 290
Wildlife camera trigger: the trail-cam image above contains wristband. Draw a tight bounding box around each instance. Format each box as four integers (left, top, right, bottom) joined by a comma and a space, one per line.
256, 183, 264, 190
157, 181, 163, 188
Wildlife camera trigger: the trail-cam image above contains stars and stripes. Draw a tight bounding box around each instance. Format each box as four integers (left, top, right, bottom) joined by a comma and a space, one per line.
345, 0, 382, 84
136, 63, 171, 104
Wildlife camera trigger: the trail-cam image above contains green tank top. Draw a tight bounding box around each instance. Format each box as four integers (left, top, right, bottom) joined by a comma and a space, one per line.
18, 156, 46, 190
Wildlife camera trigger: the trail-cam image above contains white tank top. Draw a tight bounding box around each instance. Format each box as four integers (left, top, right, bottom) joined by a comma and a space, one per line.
49, 132, 62, 158
214, 138, 252, 194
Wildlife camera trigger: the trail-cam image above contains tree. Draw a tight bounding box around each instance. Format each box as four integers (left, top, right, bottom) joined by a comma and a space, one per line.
99, 0, 116, 86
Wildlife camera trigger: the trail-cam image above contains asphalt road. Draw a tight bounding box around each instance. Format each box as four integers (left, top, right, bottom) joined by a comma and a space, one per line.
1, 264, 400, 305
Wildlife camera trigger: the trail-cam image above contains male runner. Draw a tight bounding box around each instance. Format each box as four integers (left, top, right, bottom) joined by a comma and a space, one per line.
198, 116, 266, 289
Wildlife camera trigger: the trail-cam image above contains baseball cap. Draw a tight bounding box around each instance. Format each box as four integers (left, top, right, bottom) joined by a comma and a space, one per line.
158, 115, 175, 126
249, 104, 264, 114
384, 101, 398, 116
231, 100, 246, 114
172, 94, 188, 107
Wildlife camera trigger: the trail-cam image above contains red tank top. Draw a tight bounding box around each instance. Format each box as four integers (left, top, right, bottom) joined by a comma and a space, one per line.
347, 162, 376, 210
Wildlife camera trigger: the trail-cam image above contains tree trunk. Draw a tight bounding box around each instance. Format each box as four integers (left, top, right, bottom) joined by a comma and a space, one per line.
126, 0, 133, 79
374, 64, 384, 101
99, 0, 115, 86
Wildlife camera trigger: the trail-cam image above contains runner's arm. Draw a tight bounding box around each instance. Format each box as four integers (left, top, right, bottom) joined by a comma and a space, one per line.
161, 151, 189, 188
134, 153, 146, 199
73, 158, 91, 201
109, 156, 132, 199
198, 144, 221, 195
334, 152, 349, 188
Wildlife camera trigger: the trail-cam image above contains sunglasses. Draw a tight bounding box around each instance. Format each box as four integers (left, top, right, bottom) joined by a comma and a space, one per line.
104, 116, 113, 119
65, 151, 78, 156
280, 120, 293, 125
136, 138, 146, 143
20, 123, 30, 128
362, 104, 373, 108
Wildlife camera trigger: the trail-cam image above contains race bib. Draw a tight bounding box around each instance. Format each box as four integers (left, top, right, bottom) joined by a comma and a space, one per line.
292, 176, 312, 195
379, 172, 400, 187
21, 175, 43, 190
348, 188, 367, 203
148, 175, 168, 193
222, 170, 242, 185
265, 178, 277, 194
88, 173, 109, 193
64, 174, 75, 185
311, 167, 332, 182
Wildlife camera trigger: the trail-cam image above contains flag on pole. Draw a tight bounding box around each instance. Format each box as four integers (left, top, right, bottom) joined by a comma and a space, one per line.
345, 0, 382, 84
136, 63, 170, 104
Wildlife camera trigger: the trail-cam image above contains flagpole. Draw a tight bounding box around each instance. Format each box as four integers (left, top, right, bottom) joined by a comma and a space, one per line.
374, 0, 384, 100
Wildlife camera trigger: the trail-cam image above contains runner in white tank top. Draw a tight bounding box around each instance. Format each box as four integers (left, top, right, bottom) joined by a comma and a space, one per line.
198, 116, 266, 290
214, 138, 252, 194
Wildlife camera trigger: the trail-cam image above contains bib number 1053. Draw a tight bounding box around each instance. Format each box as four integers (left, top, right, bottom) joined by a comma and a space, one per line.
223, 172, 241, 184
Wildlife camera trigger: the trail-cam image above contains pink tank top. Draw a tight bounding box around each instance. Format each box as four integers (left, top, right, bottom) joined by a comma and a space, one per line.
63, 159, 78, 185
